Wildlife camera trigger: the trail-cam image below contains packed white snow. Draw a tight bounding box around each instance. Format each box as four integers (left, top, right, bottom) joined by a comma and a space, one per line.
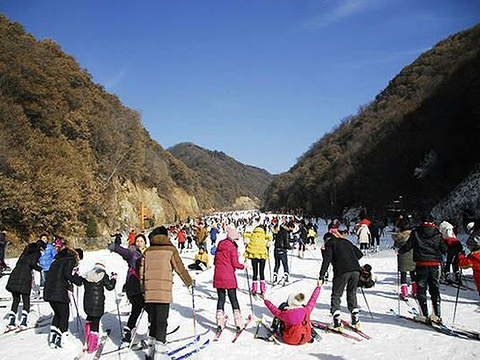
0, 219, 479, 360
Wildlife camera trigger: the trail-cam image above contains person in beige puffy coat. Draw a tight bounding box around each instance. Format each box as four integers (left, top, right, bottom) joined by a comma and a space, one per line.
140, 226, 193, 359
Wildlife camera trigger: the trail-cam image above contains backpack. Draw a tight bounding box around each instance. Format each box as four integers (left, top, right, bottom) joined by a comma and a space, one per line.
282, 308, 312, 345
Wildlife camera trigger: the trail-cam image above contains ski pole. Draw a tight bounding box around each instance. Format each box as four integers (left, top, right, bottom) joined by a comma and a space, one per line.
128, 307, 145, 350
114, 291, 123, 350
70, 290, 83, 343
306, 248, 322, 264
452, 268, 462, 325
397, 270, 400, 316
267, 247, 273, 283
361, 288, 374, 319
191, 284, 199, 360
245, 267, 255, 318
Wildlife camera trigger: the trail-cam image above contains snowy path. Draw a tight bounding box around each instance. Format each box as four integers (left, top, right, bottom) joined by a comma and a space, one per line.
0, 228, 479, 360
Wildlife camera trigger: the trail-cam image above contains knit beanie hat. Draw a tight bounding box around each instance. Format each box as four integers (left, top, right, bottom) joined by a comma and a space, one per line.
93, 262, 106, 272
287, 292, 305, 308
226, 226, 239, 241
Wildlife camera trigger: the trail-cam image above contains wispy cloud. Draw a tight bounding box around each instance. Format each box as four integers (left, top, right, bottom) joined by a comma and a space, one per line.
104, 66, 128, 91
300, 0, 386, 30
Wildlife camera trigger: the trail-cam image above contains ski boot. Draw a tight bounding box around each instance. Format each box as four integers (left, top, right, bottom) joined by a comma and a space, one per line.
87, 332, 99, 353
6, 311, 16, 331
410, 282, 417, 297
272, 273, 278, 284
281, 273, 289, 285
260, 280, 266, 294
400, 284, 408, 300
49, 326, 62, 348
251, 281, 258, 295
331, 311, 344, 332
215, 309, 226, 337
233, 309, 243, 333
351, 308, 360, 330
122, 326, 132, 343
17, 310, 28, 330
153, 340, 169, 360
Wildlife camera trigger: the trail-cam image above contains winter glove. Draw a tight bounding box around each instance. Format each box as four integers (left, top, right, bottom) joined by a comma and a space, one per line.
110, 272, 118, 280
73, 267, 79, 275
107, 242, 116, 252
317, 278, 324, 287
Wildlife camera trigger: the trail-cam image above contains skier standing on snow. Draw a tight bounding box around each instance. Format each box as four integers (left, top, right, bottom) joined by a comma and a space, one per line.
399, 215, 447, 323
392, 222, 417, 300
140, 226, 193, 360
243, 225, 272, 295
273, 221, 294, 284
318, 224, 363, 331
79, 262, 117, 353
439, 221, 463, 284
108, 233, 147, 343
5, 240, 45, 331
213, 226, 245, 335
43, 239, 83, 348
260, 282, 321, 345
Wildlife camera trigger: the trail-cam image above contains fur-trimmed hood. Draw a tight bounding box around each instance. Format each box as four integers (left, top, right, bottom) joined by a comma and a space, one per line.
83, 268, 106, 283
150, 234, 173, 247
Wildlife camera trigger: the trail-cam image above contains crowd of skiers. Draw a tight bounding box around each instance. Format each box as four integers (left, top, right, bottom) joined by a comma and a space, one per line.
1, 209, 480, 359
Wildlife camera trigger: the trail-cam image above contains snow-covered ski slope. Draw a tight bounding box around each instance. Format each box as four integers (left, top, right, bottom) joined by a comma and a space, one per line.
0, 221, 479, 360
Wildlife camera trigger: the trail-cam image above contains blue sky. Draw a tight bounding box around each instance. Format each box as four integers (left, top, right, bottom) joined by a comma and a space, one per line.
1, 1, 479, 174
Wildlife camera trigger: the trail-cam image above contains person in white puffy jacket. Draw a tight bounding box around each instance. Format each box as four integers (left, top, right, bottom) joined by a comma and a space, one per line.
356, 223, 371, 252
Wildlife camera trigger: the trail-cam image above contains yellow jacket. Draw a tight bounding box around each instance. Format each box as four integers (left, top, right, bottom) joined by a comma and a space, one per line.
194, 251, 209, 267
244, 227, 272, 259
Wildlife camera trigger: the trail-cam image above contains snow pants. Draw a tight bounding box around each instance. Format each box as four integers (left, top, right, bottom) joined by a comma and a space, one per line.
127, 293, 145, 330
416, 265, 441, 317
49, 301, 70, 332
147, 303, 169, 342
331, 271, 359, 314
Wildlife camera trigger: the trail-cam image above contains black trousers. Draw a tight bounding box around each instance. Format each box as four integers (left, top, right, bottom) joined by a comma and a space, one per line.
251, 259, 266, 281
127, 294, 145, 330
147, 303, 170, 342
50, 301, 70, 332
273, 248, 289, 275
331, 271, 359, 314
416, 265, 441, 317
216, 289, 240, 311
11, 292, 30, 313
400, 271, 417, 284
86, 315, 101, 332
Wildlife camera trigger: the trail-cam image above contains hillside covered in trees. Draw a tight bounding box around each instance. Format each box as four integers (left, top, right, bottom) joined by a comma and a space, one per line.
0, 14, 220, 240
263, 24, 480, 226
169, 142, 273, 209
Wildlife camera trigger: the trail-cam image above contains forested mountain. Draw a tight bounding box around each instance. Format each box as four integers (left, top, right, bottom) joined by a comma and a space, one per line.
0, 14, 217, 240
169, 142, 273, 209
264, 24, 480, 226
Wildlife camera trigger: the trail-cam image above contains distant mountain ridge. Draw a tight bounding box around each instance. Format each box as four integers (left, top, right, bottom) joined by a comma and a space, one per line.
169, 142, 273, 209
264, 24, 480, 226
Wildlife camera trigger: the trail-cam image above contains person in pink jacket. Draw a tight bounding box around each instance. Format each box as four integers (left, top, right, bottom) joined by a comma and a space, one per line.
261, 284, 321, 345
213, 226, 245, 335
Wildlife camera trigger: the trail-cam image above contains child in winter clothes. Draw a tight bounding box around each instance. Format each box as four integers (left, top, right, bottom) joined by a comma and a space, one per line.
459, 221, 480, 310
6, 240, 45, 331
392, 225, 416, 300
188, 247, 209, 270
81, 263, 117, 353
243, 225, 272, 295
261, 284, 321, 345
358, 264, 375, 289
176, 228, 187, 253
213, 226, 245, 334
439, 221, 463, 283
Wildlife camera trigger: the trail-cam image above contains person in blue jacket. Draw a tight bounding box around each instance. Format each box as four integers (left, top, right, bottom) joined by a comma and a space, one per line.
38, 234, 57, 287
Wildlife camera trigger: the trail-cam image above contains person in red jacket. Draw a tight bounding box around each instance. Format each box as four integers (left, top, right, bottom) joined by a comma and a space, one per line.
458, 221, 480, 310
260, 283, 321, 345
213, 226, 245, 335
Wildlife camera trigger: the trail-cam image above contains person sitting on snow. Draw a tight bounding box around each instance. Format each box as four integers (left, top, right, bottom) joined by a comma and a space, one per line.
260, 282, 321, 345
188, 246, 209, 271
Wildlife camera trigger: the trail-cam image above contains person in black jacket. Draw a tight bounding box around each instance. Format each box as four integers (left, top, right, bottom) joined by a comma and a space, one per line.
318, 224, 363, 331
5, 240, 45, 330
80, 262, 116, 353
273, 221, 294, 284
399, 215, 447, 323
43, 239, 82, 348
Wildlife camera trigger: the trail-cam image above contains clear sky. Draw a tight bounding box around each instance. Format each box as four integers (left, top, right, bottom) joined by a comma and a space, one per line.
1, 1, 479, 174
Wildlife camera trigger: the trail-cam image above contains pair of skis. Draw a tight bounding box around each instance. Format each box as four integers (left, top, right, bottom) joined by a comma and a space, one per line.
74, 329, 111, 360
2, 313, 53, 336
311, 320, 364, 342
389, 308, 480, 341
213, 315, 252, 343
